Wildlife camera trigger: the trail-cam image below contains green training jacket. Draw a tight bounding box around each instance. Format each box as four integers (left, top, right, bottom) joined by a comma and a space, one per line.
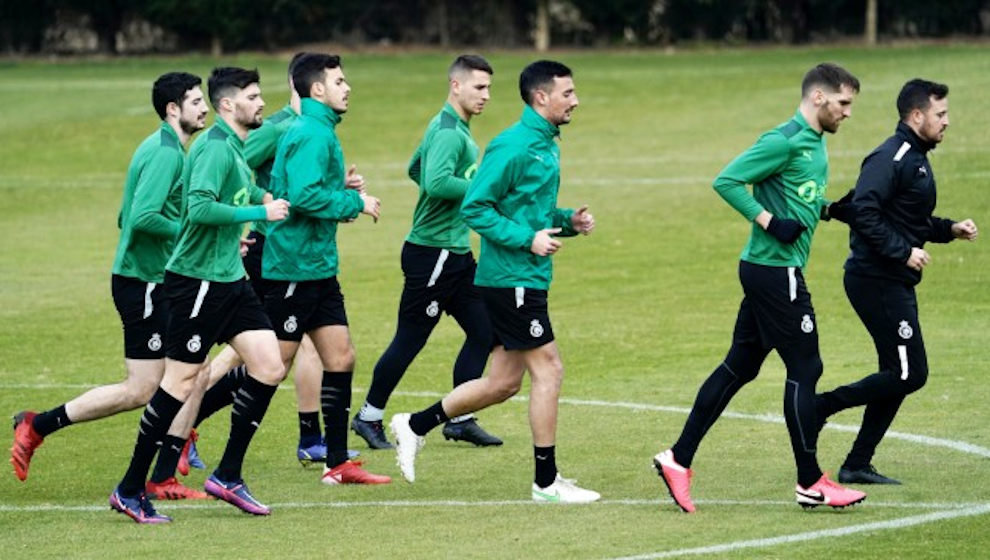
166, 118, 268, 282
112, 122, 185, 283
461, 105, 578, 290
263, 97, 363, 281
245, 104, 297, 237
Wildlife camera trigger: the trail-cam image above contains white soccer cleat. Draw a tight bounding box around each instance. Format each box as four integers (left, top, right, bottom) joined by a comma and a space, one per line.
390, 413, 424, 483
532, 473, 601, 503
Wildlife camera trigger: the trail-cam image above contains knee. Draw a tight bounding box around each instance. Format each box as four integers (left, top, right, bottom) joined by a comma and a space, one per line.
325, 345, 356, 373
490, 377, 522, 402
123, 378, 159, 409
252, 361, 287, 385
902, 366, 928, 394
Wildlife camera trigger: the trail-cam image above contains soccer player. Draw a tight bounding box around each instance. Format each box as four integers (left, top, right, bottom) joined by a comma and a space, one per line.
390, 60, 600, 503
186, 53, 342, 467
263, 53, 388, 485
11, 72, 209, 500
815, 79, 978, 485
351, 54, 502, 450
109, 67, 291, 523
653, 63, 867, 513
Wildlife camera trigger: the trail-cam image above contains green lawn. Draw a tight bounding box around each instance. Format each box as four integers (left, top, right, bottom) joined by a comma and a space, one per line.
1, 46, 988, 559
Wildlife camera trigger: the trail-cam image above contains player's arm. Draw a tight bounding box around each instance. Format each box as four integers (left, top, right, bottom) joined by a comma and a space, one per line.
423, 129, 471, 200
286, 135, 362, 221
187, 143, 267, 225
550, 205, 578, 237
243, 122, 278, 170
129, 150, 183, 239
407, 144, 423, 186
713, 130, 790, 224
852, 152, 913, 261
928, 215, 958, 243
461, 145, 535, 250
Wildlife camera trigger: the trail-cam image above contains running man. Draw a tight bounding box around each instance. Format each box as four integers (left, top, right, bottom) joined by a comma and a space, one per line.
352, 55, 501, 450
11, 72, 209, 500
109, 67, 290, 523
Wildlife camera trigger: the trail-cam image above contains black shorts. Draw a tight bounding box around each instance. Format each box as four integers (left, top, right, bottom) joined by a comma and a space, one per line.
732, 261, 818, 351
397, 242, 483, 327
242, 231, 268, 300
264, 277, 348, 342
112, 274, 169, 359
844, 272, 927, 381
164, 271, 272, 364
480, 286, 554, 351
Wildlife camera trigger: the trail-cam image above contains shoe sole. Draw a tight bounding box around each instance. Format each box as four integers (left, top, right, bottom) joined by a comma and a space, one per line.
441, 432, 503, 447
652, 457, 694, 513
796, 495, 867, 510
204, 481, 270, 515
109, 493, 171, 524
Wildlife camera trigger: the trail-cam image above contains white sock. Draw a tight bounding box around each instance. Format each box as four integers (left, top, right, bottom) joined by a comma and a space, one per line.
358, 402, 385, 422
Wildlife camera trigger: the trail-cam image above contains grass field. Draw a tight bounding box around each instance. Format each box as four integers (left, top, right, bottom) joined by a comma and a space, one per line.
1, 45, 988, 559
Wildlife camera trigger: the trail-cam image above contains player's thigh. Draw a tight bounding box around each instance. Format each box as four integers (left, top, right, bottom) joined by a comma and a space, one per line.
308, 324, 355, 371
229, 328, 284, 382
486, 345, 527, 395
522, 341, 564, 388
846, 273, 927, 380
123, 358, 167, 399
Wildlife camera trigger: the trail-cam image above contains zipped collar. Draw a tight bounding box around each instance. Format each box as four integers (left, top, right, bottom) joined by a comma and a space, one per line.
521, 104, 560, 140
302, 97, 341, 127
792, 110, 821, 137
213, 117, 243, 149
442, 102, 469, 128
895, 121, 936, 154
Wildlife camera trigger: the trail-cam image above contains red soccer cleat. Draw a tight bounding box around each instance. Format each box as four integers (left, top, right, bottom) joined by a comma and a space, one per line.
177, 429, 198, 477
321, 460, 392, 485
11, 411, 44, 482
146, 477, 210, 500
653, 449, 696, 513
796, 473, 867, 509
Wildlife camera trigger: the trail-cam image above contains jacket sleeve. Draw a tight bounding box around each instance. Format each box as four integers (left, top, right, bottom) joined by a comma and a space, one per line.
422, 128, 471, 200
852, 151, 913, 261
712, 131, 790, 221
243, 122, 279, 170
285, 134, 362, 221
928, 216, 956, 243
407, 144, 423, 186
551, 206, 578, 237
461, 144, 535, 251
129, 149, 183, 239
187, 143, 266, 225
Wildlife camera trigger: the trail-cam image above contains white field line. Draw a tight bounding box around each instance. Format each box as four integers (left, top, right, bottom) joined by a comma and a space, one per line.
609, 503, 990, 560
0, 498, 984, 514
3, 384, 988, 459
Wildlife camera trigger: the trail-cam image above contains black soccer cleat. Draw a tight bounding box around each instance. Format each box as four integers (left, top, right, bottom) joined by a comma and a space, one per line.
350, 415, 394, 449
442, 418, 503, 447
838, 464, 902, 485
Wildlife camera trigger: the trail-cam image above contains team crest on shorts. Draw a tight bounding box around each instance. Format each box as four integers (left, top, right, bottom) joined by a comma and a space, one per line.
800, 314, 814, 334
529, 319, 544, 338
898, 320, 913, 339
426, 300, 439, 318
186, 334, 202, 353
284, 315, 298, 333
147, 333, 162, 352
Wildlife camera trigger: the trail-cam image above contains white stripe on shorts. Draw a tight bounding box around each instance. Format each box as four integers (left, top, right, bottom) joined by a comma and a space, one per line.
285, 282, 297, 299
190, 280, 210, 319
515, 287, 525, 309
426, 249, 450, 288
898, 345, 909, 380
787, 267, 797, 302
143, 282, 157, 319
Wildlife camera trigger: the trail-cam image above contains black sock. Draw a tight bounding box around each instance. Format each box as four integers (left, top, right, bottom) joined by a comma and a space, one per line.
214, 374, 277, 482
149, 435, 186, 483
298, 411, 321, 445
118, 389, 183, 496
534, 445, 557, 488
409, 400, 448, 436
196, 365, 248, 426
321, 371, 352, 468
33, 404, 72, 437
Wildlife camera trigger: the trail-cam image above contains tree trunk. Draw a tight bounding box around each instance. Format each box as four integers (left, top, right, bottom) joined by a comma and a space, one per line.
534, 0, 550, 51
865, 0, 878, 45
211, 35, 222, 56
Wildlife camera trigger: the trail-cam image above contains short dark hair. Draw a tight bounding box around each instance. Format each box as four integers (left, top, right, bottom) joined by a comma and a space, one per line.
207, 67, 261, 110
291, 54, 342, 98
519, 60, 572, 105
449, 54, 493, 79
801, 63, 860, 97
288, 52, 307, 77
897, 79, 949, 120
152, 72, 201, 120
